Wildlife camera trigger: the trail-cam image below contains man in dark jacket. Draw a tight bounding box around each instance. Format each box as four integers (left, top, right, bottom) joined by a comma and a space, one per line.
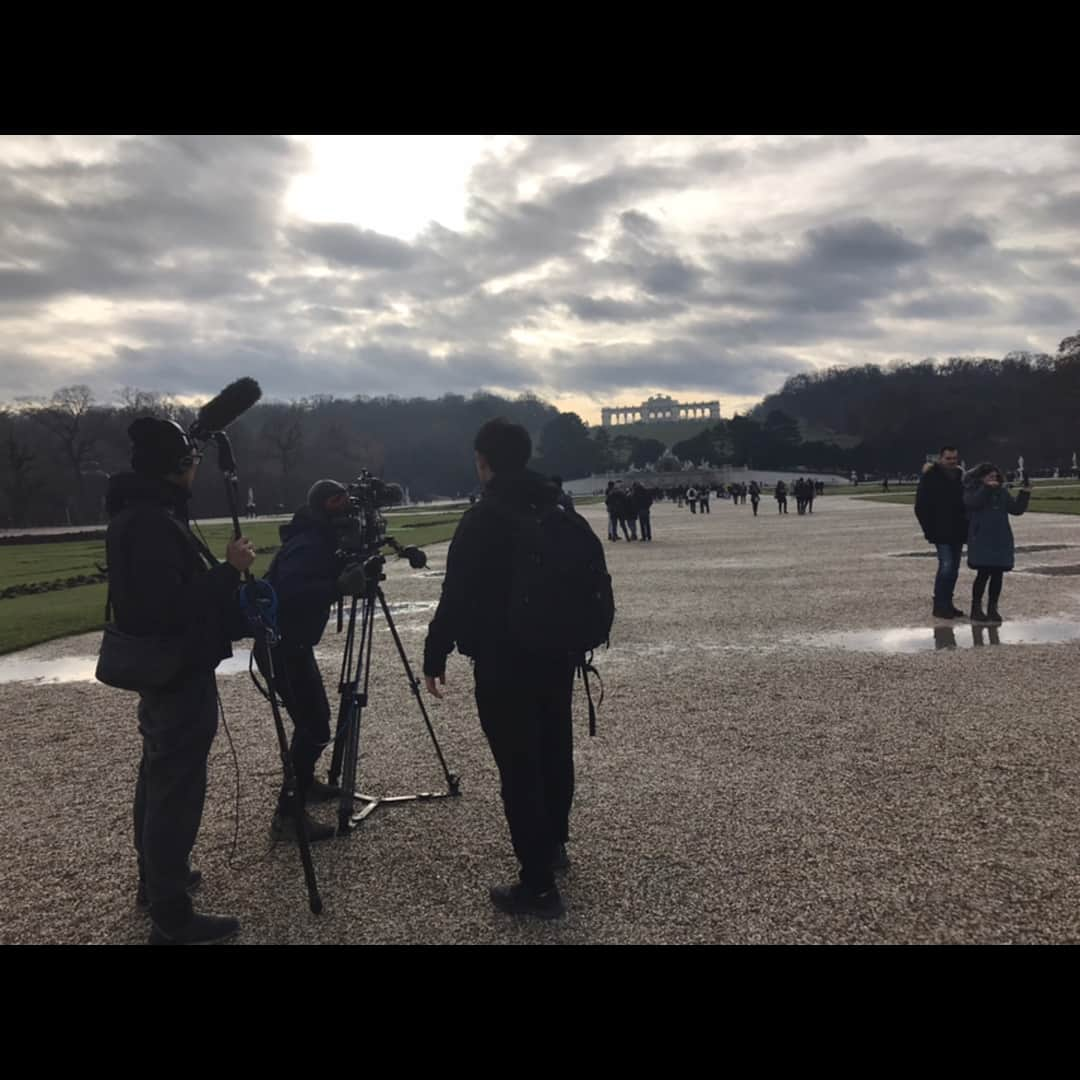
632, 481, 654, 541
604, 481, 621, 541
105, 417, 255, 945
258, 479, 367, 843
423, 418, 576, 920
915, 445, 968, 619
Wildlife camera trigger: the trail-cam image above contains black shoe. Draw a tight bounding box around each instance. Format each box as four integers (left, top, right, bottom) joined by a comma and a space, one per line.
149, 912, 240, 946
987, 606, 1003, 624
137, 868, 202, 912
552, 843, 570, 873
950, 605, 967, 619
304, 778, 342, 804
490, 882, 565, 920
932, 606, 955, 619
271, 809, 336, 843
971, 604, 992, 624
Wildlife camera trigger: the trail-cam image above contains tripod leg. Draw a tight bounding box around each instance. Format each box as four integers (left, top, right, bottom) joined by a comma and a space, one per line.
256, 631, 323, 914
376, 588, 460, 794
328, 596, 359, 787
337, 593, 376, 832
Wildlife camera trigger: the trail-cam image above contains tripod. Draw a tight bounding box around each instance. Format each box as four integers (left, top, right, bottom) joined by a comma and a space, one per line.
209, 431, 323, 914
328, 551, 460, 834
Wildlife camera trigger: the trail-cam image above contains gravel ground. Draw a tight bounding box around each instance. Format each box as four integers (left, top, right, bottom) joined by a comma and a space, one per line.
3, 495, 1080, 945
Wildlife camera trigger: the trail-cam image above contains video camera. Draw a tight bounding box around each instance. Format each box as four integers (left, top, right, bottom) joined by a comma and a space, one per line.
334, 470, 426, 570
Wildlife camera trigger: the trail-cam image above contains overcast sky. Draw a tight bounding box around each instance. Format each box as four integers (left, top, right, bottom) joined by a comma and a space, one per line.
1, 134, 1077, 424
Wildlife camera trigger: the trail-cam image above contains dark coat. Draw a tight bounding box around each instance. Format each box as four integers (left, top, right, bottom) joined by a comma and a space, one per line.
915, 462, 968, 545
631, 486, 654, 513
424, 468, 561, 674
104, 472, 240, 672
605, 488, 627, 516
963, 463, 1030, 571
265, 506, 341, 648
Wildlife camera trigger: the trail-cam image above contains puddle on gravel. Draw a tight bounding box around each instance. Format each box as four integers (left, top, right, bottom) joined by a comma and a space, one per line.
796, 618, 1080, 653
0, 651, 255, 685
0, 602, 439, 685
889, 544, 1075, 558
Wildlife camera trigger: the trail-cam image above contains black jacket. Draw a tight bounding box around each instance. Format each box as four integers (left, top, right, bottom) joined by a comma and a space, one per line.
915, 462, 968, 544
631, 486, 654, 513
104, 472, 240, 671
265, 507, 341, 649
423, 468, 561, 675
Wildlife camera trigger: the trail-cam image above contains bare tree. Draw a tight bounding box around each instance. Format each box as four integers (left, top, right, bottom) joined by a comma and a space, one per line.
0, 409, 37, 526
116, 386, 180, 418
1058, 331, 1080, 362
27, 385, 105, 521
260, 407, 305, 505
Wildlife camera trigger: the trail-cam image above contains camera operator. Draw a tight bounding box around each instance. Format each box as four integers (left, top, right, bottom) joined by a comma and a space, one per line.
105, 417, 255, 946
257, 479, 367, 844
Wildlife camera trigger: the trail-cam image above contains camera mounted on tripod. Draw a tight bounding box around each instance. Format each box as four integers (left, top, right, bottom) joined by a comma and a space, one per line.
331, 470, 427, 572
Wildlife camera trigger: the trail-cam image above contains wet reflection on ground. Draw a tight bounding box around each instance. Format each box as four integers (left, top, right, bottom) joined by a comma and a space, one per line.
799, 618, 1080, 653
0, 650, 255, 685
889, 544, 1075, 558
0, 602, 440, 684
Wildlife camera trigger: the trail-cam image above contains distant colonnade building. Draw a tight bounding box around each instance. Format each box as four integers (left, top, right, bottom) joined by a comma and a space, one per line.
601, 394, 721, 427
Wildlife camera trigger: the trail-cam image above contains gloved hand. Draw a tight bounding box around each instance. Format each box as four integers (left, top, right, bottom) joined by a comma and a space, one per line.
337, 563, 367, 598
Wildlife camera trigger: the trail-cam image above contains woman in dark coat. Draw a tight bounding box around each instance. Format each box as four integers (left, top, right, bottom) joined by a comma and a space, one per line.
963, 462, 1031, 623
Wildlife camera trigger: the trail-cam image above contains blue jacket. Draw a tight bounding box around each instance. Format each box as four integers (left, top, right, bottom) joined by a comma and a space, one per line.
266, 507, 340, 648
963, 464, 1030, 571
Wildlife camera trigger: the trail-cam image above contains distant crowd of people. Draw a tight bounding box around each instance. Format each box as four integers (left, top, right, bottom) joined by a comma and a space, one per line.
602, 477, 829, 537
604, 481, 655, 541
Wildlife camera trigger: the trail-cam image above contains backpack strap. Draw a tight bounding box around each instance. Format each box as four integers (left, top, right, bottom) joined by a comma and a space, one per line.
576, 650, 604, 737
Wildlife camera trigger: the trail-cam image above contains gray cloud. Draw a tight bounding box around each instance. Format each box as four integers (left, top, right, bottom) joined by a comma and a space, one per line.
929, 221, 995, 256
1016, 292, 1076, 325
894, 289, 998, 320
2, 134, 1079, 415
546, 338, 813, 398
562, 294, 686, 323
287, 222, 417, 269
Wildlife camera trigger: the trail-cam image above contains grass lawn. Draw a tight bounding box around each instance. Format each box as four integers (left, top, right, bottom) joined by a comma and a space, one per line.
0, 510, 463, 655
854, 490, 1080, 515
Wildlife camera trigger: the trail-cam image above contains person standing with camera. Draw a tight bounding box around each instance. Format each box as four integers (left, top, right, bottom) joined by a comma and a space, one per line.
963, 463, 1031, 623
423, 418, 600, 920
257, 479, 368, 843
104, 417, 255, 945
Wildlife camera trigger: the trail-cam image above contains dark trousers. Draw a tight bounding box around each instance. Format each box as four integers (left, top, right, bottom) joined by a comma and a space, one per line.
607, 512, 620, 540
973, 568, 1004, 609
134, 668, 219, 931
777, 497, 787, 513
751, 498, 759, 516
701, 499, 710, 513
255, 641, 332, 798
689, 500, 697, 513
933, 542, 963, 609
638, 509, 652, 540
473, 650, 575, 893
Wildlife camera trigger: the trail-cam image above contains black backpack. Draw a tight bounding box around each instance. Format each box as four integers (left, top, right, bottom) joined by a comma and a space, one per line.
506, 503, 615, 734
